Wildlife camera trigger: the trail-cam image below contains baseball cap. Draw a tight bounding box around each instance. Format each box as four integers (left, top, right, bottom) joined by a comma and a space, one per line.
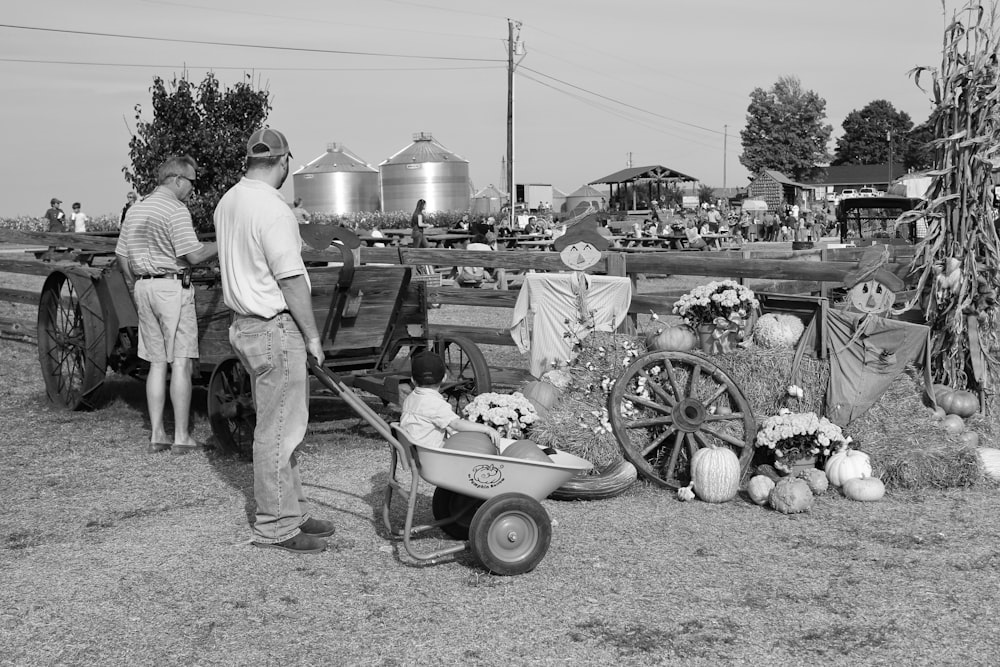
246, 128, 292, 158
51, 197, 61, 205
411, 351, 446, 386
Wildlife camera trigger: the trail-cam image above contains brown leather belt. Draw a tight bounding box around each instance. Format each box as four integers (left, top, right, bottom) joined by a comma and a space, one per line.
136, 274, 181, 280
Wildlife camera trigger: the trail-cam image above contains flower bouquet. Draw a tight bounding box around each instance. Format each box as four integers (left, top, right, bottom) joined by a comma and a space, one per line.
672, 279, 759, 353
755, 410, 851, 473
463, 391, 539, 439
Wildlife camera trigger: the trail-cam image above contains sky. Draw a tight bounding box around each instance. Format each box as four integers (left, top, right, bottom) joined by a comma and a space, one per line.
0, 0, 962, 217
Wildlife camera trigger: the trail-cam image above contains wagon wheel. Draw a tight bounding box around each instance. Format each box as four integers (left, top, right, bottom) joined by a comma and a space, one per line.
469, 493, 551, 576
434, 335, 491, 412
431, 488, 483, 540
208, 357, 255, 459
36, 270, 107, 410
608, 350, 755, 490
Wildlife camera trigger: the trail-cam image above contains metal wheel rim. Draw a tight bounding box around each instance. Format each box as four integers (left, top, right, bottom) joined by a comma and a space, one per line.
609, 350, 755, 490
484, 510, 540, 564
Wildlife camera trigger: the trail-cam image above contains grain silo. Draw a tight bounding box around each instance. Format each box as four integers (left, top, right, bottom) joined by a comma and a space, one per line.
379, 132, 470, 213
292, 142, 379, 215
471, 184, 504, 216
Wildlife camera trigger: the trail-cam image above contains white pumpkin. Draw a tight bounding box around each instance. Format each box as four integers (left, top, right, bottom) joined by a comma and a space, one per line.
824, 449, 872, 487
746, 475, 775, 505
690, 446, 740, 503
753, 313, 805, 349
842, 477, 885, 502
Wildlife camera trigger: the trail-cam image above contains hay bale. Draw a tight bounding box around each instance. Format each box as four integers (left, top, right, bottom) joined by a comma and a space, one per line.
714, 346, 829, 418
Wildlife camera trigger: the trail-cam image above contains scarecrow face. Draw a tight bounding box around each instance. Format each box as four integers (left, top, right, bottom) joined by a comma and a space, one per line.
849, 279, 895, 314
559, 240, 602, 270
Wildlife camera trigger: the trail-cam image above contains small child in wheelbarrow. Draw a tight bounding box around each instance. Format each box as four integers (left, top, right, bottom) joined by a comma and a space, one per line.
400, 352, 552, 461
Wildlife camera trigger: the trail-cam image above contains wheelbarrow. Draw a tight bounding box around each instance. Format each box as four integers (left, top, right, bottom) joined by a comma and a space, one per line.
307, 359, 592, 575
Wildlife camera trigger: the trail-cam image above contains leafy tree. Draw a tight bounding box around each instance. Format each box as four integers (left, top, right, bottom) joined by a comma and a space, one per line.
831, 100, 913, 166
903, 116, 936, 171
739, 76, 832, 182
124, 73, 272, 230
697, 184, 716, 204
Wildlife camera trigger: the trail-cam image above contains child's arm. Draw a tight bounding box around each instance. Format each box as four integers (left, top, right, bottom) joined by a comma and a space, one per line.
449, 418, 502, 449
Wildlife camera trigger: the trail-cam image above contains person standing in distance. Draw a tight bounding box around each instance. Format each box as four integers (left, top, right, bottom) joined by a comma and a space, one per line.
121, 192, 138, 228
70, 202, 88, 233
44, 197, 65, 232
214, 128, 335, 555
115, 155, 217, 454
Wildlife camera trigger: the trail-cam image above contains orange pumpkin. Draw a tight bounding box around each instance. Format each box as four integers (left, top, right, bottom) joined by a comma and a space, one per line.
646, 325, 697, 352
501, 439, 552, 462
934, 385, 980, 418
443, 432, 496, 455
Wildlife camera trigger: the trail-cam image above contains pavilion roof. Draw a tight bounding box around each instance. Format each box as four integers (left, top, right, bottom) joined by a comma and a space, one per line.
589, 164, 698, 185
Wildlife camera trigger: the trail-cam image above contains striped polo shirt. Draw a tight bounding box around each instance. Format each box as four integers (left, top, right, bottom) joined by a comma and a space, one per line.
115, 187, 202, 276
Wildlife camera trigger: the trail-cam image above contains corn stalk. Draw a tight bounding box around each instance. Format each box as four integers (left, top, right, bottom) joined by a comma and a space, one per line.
900, 1, 1000, 392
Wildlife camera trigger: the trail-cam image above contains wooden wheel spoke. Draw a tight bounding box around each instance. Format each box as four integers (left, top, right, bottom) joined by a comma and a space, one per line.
642, 375, 676, 406
640, 428, 673, 458
661, 430, 685, 479
689, 364, 701, 396
627, 415, 674, 429
703, 385, 729, 407
623, 392, 673, 415
661, 361, 685, 399
705, 412, 745, 422
699, 425, 746, 448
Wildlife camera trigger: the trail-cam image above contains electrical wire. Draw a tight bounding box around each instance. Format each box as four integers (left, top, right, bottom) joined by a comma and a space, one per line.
0, 56, 501, 72
0, 23, 504, 63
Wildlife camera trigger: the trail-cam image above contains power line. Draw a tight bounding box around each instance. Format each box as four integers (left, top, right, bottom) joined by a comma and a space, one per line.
0, 56, 501, 72
0, 23, 505, 63
520, 65, 726, 137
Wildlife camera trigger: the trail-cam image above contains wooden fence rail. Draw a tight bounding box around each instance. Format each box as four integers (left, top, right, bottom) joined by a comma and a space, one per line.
0, 228, 918, 356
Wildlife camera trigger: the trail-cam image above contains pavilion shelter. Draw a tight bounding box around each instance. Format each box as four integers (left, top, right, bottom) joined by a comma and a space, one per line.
589, 165, 699, 212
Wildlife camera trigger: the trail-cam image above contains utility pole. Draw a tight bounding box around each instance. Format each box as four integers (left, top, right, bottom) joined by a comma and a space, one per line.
506, 20, 522, 230
887, 128, 893, 189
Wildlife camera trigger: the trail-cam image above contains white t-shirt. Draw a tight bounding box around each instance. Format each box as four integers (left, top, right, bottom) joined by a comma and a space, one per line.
71, 211, 88, 233
214, 177, 309, 318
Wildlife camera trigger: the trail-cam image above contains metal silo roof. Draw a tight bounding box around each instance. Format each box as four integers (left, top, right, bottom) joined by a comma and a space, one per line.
380, 132, 469, 166
293, 142, 377, 175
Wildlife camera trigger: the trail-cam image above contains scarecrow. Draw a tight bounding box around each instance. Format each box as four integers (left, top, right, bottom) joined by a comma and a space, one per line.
509, 220, 632, 377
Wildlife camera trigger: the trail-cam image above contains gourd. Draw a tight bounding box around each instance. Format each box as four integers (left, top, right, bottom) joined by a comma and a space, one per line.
959, 431, 980, 447
520, 381, 562, 411
501, 439, 552, 463
934, 385, 979, 418
940, 414, 965, 434
753, 313, 805, 349
690, 446, 740, 503
824, 449, 872, 487
842, 477, 886, 502
746, 475, 775, 505
646, 324, 697, 352
797, 468, 829, 495
768, 477, 813, 514
443, 432, 496, 455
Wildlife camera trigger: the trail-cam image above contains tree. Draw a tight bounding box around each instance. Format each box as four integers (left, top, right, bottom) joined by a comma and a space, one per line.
124, 73, 272, 230
739, 76, 832, 182
831, 100, 913, 166
697, 184, 716, 204
903, 117, 936, 171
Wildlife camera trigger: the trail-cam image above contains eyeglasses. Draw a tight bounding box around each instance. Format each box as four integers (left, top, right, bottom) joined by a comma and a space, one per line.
167, 173, 197, 186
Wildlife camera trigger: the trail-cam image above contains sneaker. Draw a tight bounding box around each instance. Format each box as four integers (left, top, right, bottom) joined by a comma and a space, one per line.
253, 532, 327, 554
299, 517, 336, 538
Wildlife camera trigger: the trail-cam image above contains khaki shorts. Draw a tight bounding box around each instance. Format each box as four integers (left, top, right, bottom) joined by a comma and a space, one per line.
134, 280, 199, 363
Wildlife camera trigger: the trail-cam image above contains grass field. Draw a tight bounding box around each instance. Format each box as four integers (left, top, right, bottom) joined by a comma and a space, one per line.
3, 292, 1000, 664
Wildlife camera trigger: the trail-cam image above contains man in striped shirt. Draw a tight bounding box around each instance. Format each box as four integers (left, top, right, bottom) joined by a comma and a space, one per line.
115, 155, 217, 454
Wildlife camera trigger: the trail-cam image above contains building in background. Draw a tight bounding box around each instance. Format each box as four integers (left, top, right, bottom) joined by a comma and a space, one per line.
292, 143, 379, 215
379, 132, 470, 213
471, 184, 504, 216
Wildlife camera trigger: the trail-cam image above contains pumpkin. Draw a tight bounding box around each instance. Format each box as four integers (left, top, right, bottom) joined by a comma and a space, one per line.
443, 432, 496, 456
646, 324, 697, 352
797, 468, 829, 495
746, 475, 775, 505
934, 385, 980, 418
520, 381, 561, 410
842, 477, 885, 502
940, 414, 965, 434
924, 405, 946, 421
768, 477, 813, 514
824, 449, 872, 487
753, 313, 805, 349
959, 431, 980, 447
501, 439, 552, 463
690, 446, 740, 503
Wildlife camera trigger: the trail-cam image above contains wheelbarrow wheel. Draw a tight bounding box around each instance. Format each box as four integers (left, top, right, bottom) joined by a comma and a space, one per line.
608, 350, 755, 490
208, 357, 256, 459
435, 335, 490, 412
431, 488, 483, 540
469, 493, 551, 576
37, 269, 107, 410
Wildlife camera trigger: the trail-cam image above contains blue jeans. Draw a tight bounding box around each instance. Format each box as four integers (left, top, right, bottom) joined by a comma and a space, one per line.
229, 313, 312, 543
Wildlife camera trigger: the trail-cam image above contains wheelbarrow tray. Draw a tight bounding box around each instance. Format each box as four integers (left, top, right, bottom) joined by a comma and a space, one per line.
412, 442, 593, 502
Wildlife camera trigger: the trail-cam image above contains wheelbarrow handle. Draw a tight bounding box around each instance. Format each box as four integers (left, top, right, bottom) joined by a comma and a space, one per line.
307, 357, 398, 446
